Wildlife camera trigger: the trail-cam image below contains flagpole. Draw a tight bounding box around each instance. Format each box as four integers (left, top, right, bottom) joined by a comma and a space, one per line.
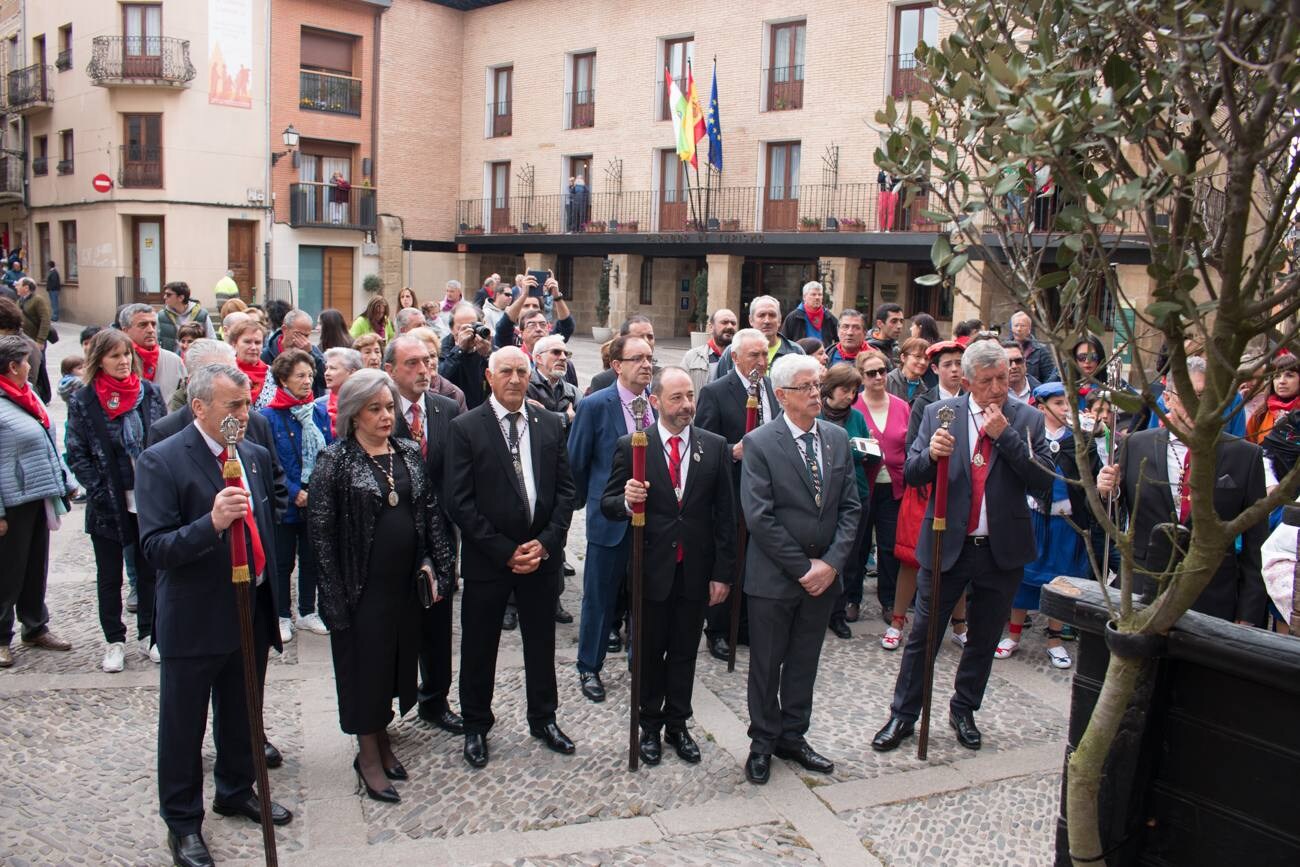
704, 57, 716, 231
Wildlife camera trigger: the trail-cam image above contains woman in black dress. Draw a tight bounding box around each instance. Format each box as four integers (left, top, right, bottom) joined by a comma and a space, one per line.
309, 369, 455, 803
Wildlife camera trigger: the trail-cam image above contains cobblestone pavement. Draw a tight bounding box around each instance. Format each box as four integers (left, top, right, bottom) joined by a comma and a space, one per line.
0, 324, 1071, 866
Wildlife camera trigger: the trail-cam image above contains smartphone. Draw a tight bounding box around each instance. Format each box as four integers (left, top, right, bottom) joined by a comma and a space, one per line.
527, 269, 549, 297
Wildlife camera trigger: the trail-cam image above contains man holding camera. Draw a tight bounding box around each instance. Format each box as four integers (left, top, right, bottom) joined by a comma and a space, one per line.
495, 274, 575, 350
439, 301, 494, 410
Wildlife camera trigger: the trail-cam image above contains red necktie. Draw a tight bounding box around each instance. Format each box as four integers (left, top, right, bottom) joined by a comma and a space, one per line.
409, 401, 426, 457
1178, 449, 1192, 523
668, 435, 684, 562
967, 427, 994, 533
218, 451, 267, 578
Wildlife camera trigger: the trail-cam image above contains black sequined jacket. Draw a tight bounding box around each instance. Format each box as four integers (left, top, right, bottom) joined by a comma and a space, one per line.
308, 436, 456, 632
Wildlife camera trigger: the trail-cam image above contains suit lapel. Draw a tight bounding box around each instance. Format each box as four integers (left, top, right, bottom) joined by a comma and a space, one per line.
479, 402, 519, 483
679, 427, 706, 506
949, 397, 972, 489
777, 423, 820, 503
813, 420, 839, 513
1153, 427, 1176, 515
526, 404, 545, 490
184, 425, 226, 496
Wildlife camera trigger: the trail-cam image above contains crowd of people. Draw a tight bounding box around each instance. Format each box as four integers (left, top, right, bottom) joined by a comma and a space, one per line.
0, 268, 1297, 866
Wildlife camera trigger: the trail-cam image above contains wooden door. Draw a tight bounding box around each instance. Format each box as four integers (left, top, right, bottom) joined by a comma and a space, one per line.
768, 21, 805, 109
322, 247, 353, 314
764, 142, 800, 230
123, 4, 163, 78
658, 150, 688, 231
226, 220, 257, 302
492, 66, 512, 137
490, 162, 511, 232
571, 52, 595, 128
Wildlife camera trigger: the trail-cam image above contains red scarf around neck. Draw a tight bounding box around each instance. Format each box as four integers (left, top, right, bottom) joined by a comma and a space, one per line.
0, 374, 49, 428
134, 342, 160, 381
267, 387, 314, 411
93, 371, 142, 420
707, 338, 725, 359
1268, 393, 1300, 416
805, 305, 825, 332
237, 357, 269, 397
835, 342, 860, 360
326, 390, 339, 435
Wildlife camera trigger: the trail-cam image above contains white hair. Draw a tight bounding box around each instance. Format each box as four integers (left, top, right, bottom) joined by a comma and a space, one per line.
1165, 356, 1207, 396
732, 328, 767, 354
960, 339, 1009, 378
446, 279, 463, 291
324, 347, 364, 372
284, 308, 313, 329
489, 345, 530, 372
187, 363, 248, 405
118, 303, 155, 328
184, 338, 236, 370
771, 354, 822, 389
801, 281, 824, 299
749, 295, 781, 318
532, 334, 566, 357
395, 307, 425, 331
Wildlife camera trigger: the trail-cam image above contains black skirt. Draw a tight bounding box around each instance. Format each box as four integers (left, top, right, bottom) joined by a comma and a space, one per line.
329, 456, 420, 735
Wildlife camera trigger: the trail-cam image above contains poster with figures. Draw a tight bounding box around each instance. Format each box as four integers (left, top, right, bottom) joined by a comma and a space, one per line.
208, 0, 253, 108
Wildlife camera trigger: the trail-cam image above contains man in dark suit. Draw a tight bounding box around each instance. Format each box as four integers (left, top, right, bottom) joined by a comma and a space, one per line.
1097, 357, 1269, 625
446, 345, 577, 769
136, 364, 292, 867
740, 354, 862, 784
586, 315, 655, 395
695, 327, 780, 660
385, 335, 465, 735
873, 340, 1054, 754
601, 366, 737, 765
568, 333, 656, 702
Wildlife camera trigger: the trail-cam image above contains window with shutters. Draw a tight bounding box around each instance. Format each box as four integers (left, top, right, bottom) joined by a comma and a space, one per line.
299, 28, 361, 116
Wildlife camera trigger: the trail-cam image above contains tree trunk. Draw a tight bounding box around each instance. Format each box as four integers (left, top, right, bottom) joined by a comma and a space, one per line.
1066, 650, 1146, 867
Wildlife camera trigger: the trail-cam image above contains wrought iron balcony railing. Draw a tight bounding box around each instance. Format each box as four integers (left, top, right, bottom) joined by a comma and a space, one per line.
88, 36, 196, 87
567, 90, 595, 129
55, 49, 72, 72
119, 144, 162, 188
0, 153, 24, 198
764, 65, 804, 111
32, 156, 48, 177
299, 70, 362, 117
489, 100, 512, 137
289, 182, 376, 230
889, 53, 931, 100
5, 64, 53, 112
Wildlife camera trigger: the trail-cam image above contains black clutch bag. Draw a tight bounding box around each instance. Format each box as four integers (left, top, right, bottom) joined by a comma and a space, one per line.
417, 567, 436, 609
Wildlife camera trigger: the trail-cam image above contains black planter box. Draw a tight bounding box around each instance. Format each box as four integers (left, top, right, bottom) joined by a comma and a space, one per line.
1042, 578, 1300, 867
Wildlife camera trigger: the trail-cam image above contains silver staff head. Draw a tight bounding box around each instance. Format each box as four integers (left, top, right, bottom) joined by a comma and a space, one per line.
630, 396, 649, 433
219, 414, 242, 446
937, 404, 956, 430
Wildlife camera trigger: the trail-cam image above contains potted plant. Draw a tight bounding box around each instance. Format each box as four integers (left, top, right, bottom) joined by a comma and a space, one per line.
582, 220, 607, 233
689, 269, 710, 348
523, 222, 547, 234
618, 220, 639, 233
798, 216, 820, 232
720, 218, 740, 231
362, 274, 383, 295
463, 224, 484, 235
592, 262, 612, 341
840, 217, 866, 231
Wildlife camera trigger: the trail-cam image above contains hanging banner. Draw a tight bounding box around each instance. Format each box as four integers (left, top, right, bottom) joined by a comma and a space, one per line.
209, 0, 253, 108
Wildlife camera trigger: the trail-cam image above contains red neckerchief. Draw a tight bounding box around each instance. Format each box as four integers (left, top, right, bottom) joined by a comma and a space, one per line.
134, 342, 160, 381
237, 357, 269, 396
805, 305, 825, 332
275, 333, 284, 355
834, 342, 860, 360
326, 390, 339, 435
266, 387, 314, 411
93, 371, 142, 421
0, 374, 49, 428
1268, 394, 1300, 416
707, 338, 725, 359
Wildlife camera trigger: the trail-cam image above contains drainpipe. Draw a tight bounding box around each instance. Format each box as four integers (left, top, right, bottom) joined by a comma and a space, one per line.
263, 0, 273, 302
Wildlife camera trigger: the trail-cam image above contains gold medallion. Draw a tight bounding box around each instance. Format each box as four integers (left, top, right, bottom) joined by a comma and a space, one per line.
973, 454, 986, 468
388, 490, 399, 507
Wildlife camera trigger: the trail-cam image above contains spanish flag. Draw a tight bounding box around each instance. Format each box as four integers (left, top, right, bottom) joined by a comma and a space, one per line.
684, 64, 707, 169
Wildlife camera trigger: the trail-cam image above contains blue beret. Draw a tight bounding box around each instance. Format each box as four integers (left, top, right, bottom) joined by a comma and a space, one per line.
1033, 381, 1067, 401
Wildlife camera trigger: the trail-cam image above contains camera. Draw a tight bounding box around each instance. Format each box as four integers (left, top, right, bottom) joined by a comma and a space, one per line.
473, 324, 492, 341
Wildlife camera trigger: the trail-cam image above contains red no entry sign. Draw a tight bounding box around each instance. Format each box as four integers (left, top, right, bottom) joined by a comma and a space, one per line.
92, 173, 113, 193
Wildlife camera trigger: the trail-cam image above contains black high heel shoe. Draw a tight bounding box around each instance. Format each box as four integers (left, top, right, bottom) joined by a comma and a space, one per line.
354, 756, 400, 803
383, 760, 408, 781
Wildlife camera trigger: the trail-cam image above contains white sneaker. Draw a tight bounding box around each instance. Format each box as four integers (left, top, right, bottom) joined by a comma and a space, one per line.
102, 642, 126, 673
995, 637, 1020, 659
279, 617, 294, 644
881, 625, 903, 651
1046, 645, 1073, 669
950, 629, 968, 650
297, 613, 329, 635
139, 638, 160, 664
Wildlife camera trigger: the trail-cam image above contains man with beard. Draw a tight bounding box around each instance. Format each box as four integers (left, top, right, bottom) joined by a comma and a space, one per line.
713, 296, 805, 381
682, 309, 737, 394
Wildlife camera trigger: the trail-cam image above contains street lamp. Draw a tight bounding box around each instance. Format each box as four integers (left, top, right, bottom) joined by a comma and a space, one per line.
271, 125, 300, 166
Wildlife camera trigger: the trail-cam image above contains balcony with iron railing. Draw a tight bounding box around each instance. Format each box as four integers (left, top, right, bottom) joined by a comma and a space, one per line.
489, 100, 512, 137
119, 144, 162, 188
5, 64, 53, 114
32, 156, 48, 177
763, 65, 804, 111
55, 49, 72, 72
88, 36, 195, 88
289, 182, 376, 230
889, 53, 930, 100
299, 70, 362, 117
567, 90, 595, 129
0, 152, 24, 201
56, 158, 74, 176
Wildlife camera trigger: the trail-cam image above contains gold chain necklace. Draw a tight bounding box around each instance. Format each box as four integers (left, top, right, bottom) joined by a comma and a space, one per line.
365, 444, 399, 507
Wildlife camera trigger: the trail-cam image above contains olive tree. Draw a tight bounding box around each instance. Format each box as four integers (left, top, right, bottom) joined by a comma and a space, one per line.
874, 0, 1300, 863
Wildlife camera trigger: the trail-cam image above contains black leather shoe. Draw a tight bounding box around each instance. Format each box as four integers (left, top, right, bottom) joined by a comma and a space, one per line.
167, 830, 214, 867
707, 635, 731, 662
212, 794, 292, 825
463, 733, 488, 768
579, 671, 606, 703
871, 715, 915, 752
353, 756, 400, 802
502, 607, 518, 631
664, 728, 701, 764
383, 760, 408, 781
950, 710, 982, 750
606, 629, 623, 653
530, 721, 576, 754
829, 619, 852, 640
744, 752, 771, 784
554, 601, 574, 624
419, 704, 466, 735
638, 729, 662, 765
263, 740, 283, 769
563, 560, 577, 576
845, 603, 860, 623
775, 741, 835, 774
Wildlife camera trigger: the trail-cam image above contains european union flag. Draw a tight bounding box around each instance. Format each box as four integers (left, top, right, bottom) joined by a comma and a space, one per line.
706, 63, 723, 172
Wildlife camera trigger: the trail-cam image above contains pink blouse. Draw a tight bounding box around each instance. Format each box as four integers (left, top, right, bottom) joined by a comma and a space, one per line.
853, 391, 910, 499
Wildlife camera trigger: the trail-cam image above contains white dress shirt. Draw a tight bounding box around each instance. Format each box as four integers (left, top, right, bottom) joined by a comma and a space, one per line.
939, 384, 961, 400
659, 422, 691, 499
489, 395, 537, 518
195, 422, 264, 585
966, 396, 990, 536
1167, 433, 1189, 511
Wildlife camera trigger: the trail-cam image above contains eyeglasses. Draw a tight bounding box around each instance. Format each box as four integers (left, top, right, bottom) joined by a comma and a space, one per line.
862, 368, 887, 378
546, 349, 573, 357
1007, 357, 1025, 365
617, 354, 656, 365
780, 383, 819, 394
1076, 353, 1101, 362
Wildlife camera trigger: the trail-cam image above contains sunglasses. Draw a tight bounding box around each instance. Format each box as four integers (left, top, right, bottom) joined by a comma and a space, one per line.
862, 368, 887, 378
1076, 353, 1101, 362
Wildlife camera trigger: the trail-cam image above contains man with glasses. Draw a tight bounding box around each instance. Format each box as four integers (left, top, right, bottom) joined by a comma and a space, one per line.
588, 315, 655, 395
826, 309, 868, 366
261, 308, 327, 397
713, 296, 805, 381
528, 334, 580, 427
157, 282, 215, 353
568, 334, 657, 703
1002, 340, 1041, 404
494, 273, 576, 350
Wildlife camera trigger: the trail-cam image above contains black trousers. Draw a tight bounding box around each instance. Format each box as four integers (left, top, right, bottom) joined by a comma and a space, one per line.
417, 593, 454, 715
459, 565, 559, 735
705, 528, 749, 644
157, 585, 272, 836
745, 589, 836, 755
890, 539, 1021, 721
0, 499, 50, 644
91, 514, 155, 643
640, 564, 708, 732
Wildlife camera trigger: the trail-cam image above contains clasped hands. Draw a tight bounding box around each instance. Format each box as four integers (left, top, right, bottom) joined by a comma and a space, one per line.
509, 539, 546, 574
799, 558, 836, 597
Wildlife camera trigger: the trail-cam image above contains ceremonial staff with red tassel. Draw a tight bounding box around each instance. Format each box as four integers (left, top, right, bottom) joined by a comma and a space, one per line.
726, 367, 761, 673
917, 404, 955, 760
220, 414, 279, 865
626, 396, 649, 771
